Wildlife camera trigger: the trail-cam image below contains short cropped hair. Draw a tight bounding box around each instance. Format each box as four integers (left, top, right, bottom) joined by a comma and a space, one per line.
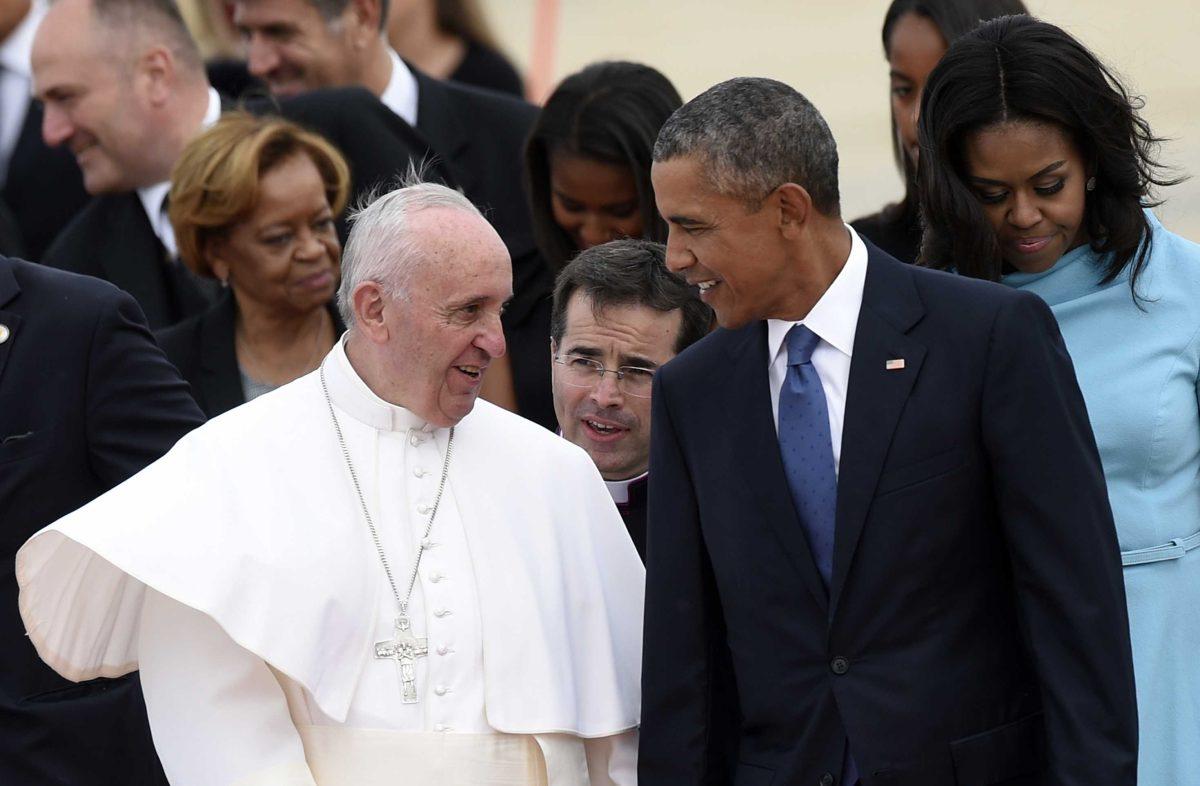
551, 239, 713, 356
653, 77, 841, 215
302, 0, 389, 31
168, 113, 350, 278
337, 176, 482, 327
92, 0, 204, 71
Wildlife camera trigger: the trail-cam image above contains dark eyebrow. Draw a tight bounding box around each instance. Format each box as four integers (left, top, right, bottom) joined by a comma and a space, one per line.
666, 215, 707, 228
620, 354, 658, 369
564, 345, 601, 359
888, 70, 913, 81
969, 160, 1066, 187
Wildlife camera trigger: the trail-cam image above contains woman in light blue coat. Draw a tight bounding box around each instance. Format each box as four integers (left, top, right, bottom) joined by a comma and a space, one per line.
917, 15, 1198, 782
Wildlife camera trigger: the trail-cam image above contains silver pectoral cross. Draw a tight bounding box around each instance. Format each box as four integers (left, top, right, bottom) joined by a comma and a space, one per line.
375, 614, 428, 704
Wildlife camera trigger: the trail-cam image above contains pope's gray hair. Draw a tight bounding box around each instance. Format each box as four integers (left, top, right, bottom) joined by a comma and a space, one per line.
336, 173, 481, 328
653, 77, 841, 215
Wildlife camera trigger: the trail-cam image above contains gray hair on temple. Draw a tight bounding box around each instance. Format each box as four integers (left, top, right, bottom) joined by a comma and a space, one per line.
337, 171, 481, 327
653, 77, 842, 215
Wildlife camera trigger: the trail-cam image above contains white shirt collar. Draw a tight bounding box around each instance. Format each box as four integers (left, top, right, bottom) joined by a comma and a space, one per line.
0, 0, 43, 78
604, 472, 648, 505
766, 224, 868, 365
381, 49, 419, 127
324, 335, 435, 434
136, 87, 222, 254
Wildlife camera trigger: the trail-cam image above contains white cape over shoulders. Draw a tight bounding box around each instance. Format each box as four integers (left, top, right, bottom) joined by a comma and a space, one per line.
16, 368, 644, 737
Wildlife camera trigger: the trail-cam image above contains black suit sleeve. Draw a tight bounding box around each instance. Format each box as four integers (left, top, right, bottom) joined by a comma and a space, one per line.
981, 291, 1138, 784
84, 287, 205, 485
640, 370, 737, 786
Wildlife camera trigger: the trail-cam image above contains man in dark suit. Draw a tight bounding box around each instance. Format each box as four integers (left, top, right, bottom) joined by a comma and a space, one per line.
0, 255, 204, 784
232, 0, 556, 428
550, 239, 711, 560
0, 0, 89, 261
640, 78, 1138, 786
33, 0, 444, 329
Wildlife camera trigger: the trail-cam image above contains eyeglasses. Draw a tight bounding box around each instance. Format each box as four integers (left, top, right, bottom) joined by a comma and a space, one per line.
553, 354, 656, 398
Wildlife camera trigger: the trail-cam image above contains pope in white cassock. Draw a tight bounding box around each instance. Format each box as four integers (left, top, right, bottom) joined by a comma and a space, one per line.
15, 182, 644, 785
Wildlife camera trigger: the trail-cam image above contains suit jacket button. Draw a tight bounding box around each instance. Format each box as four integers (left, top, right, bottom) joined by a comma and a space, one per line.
830, 656, 850, 675
819, 773, 835, 786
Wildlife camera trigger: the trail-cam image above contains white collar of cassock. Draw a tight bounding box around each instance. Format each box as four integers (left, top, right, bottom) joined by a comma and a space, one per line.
327, 335, 434, 434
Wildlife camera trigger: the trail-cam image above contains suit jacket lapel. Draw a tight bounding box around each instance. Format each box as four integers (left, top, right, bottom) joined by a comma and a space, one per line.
724, 323, 829, 612
0, 261, 20, 389
198, 292, 245, 415
830, 251, 926, 615
413, 70, 478, 197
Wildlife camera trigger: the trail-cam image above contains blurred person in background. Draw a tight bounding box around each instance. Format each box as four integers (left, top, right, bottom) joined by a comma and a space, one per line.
526, 61, 682, 274
157, 114, 349, 418
550, 239, 711, 560
33, 0, 442, 330
387, 0, 522, 97
0, 0, 90, 261
851, 0, 1027, 264
918, 15, 1196, 782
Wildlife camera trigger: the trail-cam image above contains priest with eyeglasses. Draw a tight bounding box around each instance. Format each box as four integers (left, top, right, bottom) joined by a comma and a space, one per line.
16, 182, 643, 786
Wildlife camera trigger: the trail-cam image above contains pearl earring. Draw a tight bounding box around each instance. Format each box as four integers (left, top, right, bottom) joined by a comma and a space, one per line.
1086, 176, 1097, 192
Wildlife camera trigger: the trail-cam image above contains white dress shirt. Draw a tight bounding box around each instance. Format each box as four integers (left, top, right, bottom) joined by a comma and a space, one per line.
381, 49, 419, 127
766, 225, 868, 474
135, 87, 221, 258
0, 0, 44, 187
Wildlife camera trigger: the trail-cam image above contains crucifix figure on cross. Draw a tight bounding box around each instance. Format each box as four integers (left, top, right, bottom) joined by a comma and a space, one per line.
375, 614, 429, 704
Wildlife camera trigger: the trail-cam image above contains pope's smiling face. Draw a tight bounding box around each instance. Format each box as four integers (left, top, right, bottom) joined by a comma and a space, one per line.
383, 208, 512, 427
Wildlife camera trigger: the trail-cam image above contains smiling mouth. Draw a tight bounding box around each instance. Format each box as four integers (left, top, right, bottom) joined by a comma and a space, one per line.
1014, 236, 1053, 254
454, 365, 483, 380
694, 279, 721, 294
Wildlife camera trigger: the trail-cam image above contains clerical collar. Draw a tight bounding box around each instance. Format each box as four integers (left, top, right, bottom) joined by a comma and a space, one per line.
136, 87, 222, 258
382, 49, 419, 127
605, 472, 648, 505
325, 336, 433, 434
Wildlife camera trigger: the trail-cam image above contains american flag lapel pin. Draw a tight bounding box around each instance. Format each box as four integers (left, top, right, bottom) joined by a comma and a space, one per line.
885, 358, 905, 371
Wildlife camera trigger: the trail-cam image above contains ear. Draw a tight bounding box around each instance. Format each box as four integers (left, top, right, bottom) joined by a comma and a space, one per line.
345, 0, 383, 44
352, 280, 390, 343
773, 182, 813, 240
136, 46, 176, 106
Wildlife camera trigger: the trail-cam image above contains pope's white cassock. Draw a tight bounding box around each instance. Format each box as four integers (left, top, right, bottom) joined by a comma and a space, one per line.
16, 341, 644, 786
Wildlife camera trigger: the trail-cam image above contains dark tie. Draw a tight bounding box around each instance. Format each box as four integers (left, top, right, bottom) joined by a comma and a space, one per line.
778, 325, 860, 786
778, 324, 837, 587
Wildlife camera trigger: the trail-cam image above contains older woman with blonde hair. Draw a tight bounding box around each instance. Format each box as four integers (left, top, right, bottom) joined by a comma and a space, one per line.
156, 113, 350, 417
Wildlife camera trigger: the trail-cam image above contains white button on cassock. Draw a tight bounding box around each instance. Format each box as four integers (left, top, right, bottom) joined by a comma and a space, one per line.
434, 608, 450, 618
413, 468, 427, 478
409, 433, 423, 447
429, 572, 444, 583
437, 645, 449, 656
434, 685, 448, 696
417, 504, 431, 515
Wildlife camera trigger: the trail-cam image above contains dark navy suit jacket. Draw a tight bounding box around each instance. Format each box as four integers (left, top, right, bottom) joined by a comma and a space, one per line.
0, 256, 204, 784
639, 246, 1138, 786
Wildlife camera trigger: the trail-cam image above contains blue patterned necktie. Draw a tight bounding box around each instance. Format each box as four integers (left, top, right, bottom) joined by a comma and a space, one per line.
778, 324, 859, 785
778, 324, 838, 589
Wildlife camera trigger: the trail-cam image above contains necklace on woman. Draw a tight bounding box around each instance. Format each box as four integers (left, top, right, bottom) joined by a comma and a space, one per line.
319, 362, 454, 704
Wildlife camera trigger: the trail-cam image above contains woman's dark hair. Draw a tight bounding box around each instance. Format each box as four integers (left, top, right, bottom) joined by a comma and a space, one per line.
524, 61, 683, 272
877, 0, 1028, 229
917, 14, 1181, 290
